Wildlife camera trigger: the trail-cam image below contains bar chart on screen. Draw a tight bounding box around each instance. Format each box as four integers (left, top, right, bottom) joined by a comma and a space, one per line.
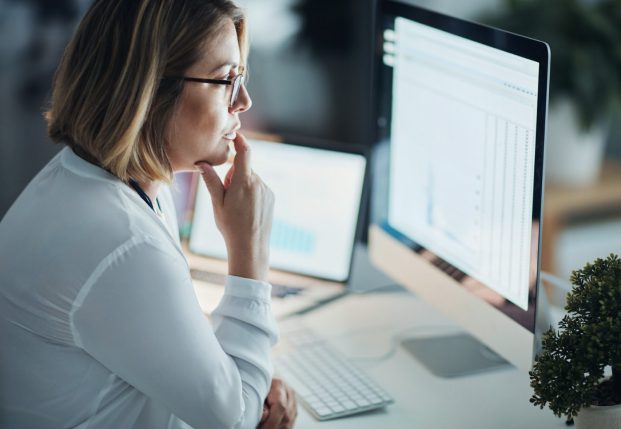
270, 218, 316, 255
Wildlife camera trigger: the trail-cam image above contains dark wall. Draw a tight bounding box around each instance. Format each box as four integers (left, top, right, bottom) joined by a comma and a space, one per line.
0, 0, 88, 218
0, 0, 376, 219
2, 0, 619, 220
236, 0, 375, 148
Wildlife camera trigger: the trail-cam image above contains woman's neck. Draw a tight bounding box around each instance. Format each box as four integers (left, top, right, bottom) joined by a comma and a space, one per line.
137, 181, 160, 205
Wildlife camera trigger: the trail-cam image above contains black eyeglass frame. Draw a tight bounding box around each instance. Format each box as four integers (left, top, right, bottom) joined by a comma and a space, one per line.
164, 73, 245, 107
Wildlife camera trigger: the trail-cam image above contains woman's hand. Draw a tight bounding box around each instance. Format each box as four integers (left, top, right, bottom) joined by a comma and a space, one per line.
197, 133, 274, 282
259, 378, 298, 429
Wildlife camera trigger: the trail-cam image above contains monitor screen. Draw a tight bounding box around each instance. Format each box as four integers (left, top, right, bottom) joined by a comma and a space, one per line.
370, 1, 549, 373
189, 138, 367, 282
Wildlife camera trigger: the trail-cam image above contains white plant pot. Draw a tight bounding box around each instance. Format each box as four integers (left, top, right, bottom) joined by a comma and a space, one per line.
574, 403, 621, 429
545, 97, 609, 187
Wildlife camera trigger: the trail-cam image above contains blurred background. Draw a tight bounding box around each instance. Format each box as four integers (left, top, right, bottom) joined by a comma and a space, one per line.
1, 0, 620, 282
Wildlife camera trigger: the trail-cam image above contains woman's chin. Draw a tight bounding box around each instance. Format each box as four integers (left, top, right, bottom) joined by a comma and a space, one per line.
193, 152, 229, 169
212, 150, 231, 166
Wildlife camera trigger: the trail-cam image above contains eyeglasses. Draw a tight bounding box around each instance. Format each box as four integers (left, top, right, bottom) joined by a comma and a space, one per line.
164, 73, 245, 107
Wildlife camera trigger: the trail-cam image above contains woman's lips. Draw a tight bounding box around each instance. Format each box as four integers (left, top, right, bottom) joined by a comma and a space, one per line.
223, 131, 237, 140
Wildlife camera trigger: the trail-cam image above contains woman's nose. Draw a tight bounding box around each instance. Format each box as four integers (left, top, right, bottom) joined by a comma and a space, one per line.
231, 83, 252, 113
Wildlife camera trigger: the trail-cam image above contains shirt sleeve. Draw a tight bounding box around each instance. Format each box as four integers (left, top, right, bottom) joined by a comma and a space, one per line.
71, 237, 278, 429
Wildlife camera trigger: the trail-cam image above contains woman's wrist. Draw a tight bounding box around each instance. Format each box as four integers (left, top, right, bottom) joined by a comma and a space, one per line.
227, 246, 269, 282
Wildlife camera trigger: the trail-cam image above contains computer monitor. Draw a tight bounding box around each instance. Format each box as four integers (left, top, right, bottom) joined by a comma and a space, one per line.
189, 137, 367, 283
369, 0, 549, 376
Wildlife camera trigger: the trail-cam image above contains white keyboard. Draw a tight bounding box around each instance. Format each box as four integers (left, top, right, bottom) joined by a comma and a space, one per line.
275, 329, 393, 421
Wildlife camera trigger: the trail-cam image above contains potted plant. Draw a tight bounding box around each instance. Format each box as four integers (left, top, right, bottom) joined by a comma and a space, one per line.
480, 0, 621, 186
529, 254, 621, 428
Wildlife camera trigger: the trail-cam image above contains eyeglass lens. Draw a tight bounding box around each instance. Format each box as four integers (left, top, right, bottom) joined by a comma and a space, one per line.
230, 74, 243, 107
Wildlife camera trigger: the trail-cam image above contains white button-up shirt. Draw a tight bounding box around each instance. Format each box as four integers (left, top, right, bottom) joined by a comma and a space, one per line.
0, 146, 278, 429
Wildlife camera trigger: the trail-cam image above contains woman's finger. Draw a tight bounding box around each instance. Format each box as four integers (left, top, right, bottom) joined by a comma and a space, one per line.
196, 162, 224, 205
262, 380, 287, 429
286, 385, 297, 428
223, 164, 235, 190
231, 133, 252, 179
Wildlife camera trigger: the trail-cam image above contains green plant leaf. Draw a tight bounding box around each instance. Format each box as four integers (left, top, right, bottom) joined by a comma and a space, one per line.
529, 254, 621, 417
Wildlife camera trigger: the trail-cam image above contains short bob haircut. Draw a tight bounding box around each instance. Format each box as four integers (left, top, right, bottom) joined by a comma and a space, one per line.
46, 0, 247, 184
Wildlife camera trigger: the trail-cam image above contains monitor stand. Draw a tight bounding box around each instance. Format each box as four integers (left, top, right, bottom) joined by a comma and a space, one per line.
401, 332, 509, 378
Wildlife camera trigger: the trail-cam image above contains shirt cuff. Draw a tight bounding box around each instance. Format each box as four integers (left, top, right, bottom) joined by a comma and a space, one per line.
224, 275, 272, 302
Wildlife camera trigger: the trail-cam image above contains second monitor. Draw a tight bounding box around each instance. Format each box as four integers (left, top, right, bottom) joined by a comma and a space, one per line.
189, 137, 367, 283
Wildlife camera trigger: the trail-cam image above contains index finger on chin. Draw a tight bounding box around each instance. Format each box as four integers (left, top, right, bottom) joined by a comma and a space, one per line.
232, 132, 252, 178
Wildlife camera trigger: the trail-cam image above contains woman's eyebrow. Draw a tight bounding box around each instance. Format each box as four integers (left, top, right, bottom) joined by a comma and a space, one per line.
207, 62, 239, 75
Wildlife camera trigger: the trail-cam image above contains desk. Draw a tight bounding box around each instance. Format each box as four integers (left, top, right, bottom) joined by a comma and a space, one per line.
280, 292, 564, 429
188, 246, 566, 429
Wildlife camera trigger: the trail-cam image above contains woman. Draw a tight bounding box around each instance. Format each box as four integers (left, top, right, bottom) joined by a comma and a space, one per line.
0, 1, 297, 428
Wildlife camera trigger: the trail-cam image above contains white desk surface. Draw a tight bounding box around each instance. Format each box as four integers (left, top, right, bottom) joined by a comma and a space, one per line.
282, 292, 565, 429
188, 244, 566, 428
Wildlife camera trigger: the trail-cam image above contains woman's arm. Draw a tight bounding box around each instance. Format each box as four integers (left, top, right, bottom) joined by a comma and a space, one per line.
71, 238, 277, 429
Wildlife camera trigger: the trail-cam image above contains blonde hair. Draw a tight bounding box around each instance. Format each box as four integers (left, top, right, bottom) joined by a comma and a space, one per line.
46, 0, 247, 183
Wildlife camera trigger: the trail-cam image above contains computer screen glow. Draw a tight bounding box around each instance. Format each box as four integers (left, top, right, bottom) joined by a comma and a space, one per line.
385, 17, 540, 309
190, 139, 366, 282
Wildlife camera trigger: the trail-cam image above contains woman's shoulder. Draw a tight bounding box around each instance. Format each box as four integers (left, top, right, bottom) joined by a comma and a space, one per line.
2, 150, 182, 272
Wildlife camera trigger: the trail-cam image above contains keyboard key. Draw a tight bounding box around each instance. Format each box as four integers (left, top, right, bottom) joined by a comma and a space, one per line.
315, 406, 332, 417
331, 404, 346, 413
355, 398, 371, 407
305, 395, 321, 406
368, 395, 382, 404
325, 400, 339, 409
340, 400, 357, 410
